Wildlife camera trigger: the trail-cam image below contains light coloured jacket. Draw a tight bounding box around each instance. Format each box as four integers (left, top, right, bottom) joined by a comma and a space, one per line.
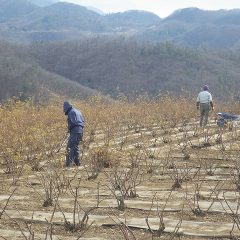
197, 91, 212, 104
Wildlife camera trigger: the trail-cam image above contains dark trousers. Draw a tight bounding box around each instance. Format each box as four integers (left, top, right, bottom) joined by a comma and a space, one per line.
200, 103, 210, 127
65, 133, 83, 167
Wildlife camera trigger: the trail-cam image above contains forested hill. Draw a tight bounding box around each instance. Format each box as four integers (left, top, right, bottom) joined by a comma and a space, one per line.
1, 38, 240, 101
0, 41, 102, 101
28, 38, 240, 99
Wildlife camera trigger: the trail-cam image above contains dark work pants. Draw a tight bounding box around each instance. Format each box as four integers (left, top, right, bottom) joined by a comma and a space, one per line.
65, 133, 83, 167
200, 103, 211, 127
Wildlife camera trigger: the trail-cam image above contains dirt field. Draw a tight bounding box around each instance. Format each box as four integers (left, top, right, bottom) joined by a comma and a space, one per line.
0, 114, 240, 239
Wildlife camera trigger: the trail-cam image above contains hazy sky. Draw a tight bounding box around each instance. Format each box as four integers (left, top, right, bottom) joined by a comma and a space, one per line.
63, 0, 240, 18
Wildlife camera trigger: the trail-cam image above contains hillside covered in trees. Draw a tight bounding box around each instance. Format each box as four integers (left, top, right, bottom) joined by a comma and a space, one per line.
1, 38, 240, 101
28, 38, 240, 99
0, 41, 101, 101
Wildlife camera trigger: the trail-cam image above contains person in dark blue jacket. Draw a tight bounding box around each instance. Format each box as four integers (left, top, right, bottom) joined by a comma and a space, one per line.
63, 101, 84, 167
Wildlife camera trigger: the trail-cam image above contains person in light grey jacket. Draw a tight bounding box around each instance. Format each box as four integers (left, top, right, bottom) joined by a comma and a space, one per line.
196, 85, 214, 127
63, 101, 84, 167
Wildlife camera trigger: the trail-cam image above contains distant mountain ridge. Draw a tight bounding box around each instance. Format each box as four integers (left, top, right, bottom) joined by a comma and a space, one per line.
0, 0, 38, 21
16, 2, 107, 31
28, 0, 58, 7
86, 6, 105, 15
138, 7, 240, 48
164, 8, 226, 24
0, 0, 240, 47
105, 10, 160, 29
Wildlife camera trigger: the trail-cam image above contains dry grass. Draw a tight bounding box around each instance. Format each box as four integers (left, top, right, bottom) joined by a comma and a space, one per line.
0, 96, 240, 239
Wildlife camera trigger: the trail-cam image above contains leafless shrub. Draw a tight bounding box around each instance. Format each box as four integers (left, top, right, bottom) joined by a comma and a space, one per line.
214, 128, 228, 152
169, 163, 196, 190
232, 164, 240, 192
198, 159, 217, 176
44, 193, 60, 239
107, 209, 137, 240
38, 173, 54, 207
145, 193, 165, 237
105, 165, 143, 210
142, 149, 162, 175
128, 149, 143, 169
5, 206, 58, 240
84, 147, 119, 180
187, 179, 206, 217
162, 134, 172, 144
176, 131, 192, 160
5, 210, 36, 240
58, 184, 98, 233
82, 127, 97, 153
26, 168, 81, 210
203, 131, 212, 147
192, 123, 199, 137
0, 187, 17, 219
220, 192, 240, 238
2, 158, 26, 185
50, 168, 81, 195
184, 176, 223, 217
145, 192, 183, 239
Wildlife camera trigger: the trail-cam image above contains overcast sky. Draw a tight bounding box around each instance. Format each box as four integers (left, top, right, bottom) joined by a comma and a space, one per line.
63, 0, 240, 18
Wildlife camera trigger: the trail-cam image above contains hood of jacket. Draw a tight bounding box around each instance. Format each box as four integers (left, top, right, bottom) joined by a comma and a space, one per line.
63, 101, 72, 115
